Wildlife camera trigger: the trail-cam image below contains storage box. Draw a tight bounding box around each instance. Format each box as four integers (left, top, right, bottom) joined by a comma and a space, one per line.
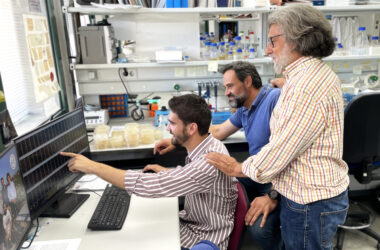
99, 94, 128, 118
212, 111, 231, 125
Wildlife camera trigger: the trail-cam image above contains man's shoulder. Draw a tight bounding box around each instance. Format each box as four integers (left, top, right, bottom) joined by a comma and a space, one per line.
265, 87, 281, 100
205, 136, 229, 155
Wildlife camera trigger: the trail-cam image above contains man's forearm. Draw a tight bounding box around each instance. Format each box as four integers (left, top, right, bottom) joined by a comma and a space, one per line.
92, 162, 127, 189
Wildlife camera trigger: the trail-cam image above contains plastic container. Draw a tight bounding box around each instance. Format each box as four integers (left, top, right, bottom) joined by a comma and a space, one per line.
212, 112, 232, 125
369, 36, 380, 55
140, 128, 155, 144
110, 135, 125, 148
218, 41, 226, 60
94, 125, 110, 135
234, 48, 242, 61
94, 133, 109, 149
248, 48, 255, 59
354, 27, 369, 55
154, 128, 164, 140
210, 43, 218, 60
100, 94, 128, 118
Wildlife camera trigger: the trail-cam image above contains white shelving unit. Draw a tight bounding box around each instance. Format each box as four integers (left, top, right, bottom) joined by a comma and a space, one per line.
64, 3, 380, 97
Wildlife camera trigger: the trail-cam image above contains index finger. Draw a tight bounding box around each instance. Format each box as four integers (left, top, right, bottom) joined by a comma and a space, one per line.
60, 152, 78, 158
205, 152, 221, 161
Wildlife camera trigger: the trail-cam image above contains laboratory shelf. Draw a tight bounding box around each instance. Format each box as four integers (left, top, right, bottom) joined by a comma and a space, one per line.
64, 6, 275, 15
324, 54, 380, 61
315, 4, 380, 12
71, 58, 274, 70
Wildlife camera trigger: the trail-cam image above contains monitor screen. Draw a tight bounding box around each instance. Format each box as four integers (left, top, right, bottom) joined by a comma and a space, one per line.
0, 144, 32, 250
13, 108, 90, 219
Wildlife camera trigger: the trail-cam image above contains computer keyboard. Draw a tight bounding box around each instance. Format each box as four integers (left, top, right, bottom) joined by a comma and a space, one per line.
88, 185, 131, 230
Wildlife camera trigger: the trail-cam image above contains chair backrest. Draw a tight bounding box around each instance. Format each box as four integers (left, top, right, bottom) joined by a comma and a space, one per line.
228, 182, 249, 250
343, 92, 380, 183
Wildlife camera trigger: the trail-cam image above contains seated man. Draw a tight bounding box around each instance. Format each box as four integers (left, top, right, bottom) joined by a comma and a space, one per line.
62, 94, 237, 250
155, 62, 282, 250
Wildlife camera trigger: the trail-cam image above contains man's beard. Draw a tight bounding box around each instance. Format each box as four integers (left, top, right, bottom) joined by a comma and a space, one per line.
171, 128, 190, 147
271, 43, 293, 75
228, 88, 248, 108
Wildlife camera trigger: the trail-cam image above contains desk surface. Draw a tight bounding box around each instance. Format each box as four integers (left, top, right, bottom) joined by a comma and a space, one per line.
32, 193, 181, 250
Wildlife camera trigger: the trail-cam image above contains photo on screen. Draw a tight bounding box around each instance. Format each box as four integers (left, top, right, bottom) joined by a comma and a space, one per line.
0, 144, 32, 250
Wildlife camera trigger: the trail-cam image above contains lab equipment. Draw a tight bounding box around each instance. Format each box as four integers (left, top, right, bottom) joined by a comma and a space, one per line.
78, 25, 117, 64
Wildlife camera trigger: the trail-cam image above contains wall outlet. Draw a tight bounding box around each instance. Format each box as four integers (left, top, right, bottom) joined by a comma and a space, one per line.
374, 13, 380, 37
123, 69, 137, 80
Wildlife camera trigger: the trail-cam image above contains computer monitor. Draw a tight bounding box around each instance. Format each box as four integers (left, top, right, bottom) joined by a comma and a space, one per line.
13, 108, 90, 219
0, 144, 32, 250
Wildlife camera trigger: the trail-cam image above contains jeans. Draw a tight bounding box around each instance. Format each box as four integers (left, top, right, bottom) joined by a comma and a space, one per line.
238, 178, 283, 250
280, 190, 349, 250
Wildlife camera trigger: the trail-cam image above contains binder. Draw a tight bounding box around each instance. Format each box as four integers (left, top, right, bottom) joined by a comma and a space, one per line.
166, 0, 174, 7
217, 0, 227, 6
174, 0, 181, 7
181, 0, 188, 7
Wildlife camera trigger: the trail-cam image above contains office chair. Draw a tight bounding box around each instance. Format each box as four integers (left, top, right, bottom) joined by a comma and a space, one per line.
228, 181, 249, 250
334, 92, 380, 250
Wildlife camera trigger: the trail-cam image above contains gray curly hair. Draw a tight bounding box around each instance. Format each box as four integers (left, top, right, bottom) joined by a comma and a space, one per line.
268, 4, 335, 58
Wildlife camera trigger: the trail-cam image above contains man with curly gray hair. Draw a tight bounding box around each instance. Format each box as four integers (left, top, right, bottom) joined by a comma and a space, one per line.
206, 4, 349, 250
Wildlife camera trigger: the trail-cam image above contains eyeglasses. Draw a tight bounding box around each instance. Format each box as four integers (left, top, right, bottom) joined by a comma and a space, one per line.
267, 34, 284, 48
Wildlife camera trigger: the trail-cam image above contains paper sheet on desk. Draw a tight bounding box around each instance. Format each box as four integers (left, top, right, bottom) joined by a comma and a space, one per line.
72, 175, 109, 191
29, 238, 81, 250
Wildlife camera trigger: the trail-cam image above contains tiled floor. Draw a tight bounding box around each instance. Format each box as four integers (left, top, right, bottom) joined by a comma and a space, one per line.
241, 198, 380, 250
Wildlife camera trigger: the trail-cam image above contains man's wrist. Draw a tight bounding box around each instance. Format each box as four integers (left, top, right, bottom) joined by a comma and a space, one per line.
268, 189, 280, 201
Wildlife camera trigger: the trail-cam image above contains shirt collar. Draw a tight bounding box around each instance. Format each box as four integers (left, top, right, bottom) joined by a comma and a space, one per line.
186, 134, 213, 163
283, 56, 318, 78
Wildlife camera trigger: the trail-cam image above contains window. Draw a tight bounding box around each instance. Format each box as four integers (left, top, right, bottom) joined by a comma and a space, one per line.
0, 0, 62, 136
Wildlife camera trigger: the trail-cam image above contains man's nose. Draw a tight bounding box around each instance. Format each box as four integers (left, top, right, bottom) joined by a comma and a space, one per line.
265, 43, 273, 55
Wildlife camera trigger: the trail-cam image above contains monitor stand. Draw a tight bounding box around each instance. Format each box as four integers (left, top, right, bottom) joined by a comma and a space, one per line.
40, 193, 90, 218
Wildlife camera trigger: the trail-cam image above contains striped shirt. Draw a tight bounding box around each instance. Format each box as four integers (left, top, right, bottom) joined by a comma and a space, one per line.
242, 56, 349, 204
124, 134, 238, 250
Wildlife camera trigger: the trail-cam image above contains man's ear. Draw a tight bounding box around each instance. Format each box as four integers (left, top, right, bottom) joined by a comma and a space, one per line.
244, 75, 253, 88
187, 122, 198, 136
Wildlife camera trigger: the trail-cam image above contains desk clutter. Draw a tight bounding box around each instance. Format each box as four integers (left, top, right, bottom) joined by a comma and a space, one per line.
93, 123, 166, 149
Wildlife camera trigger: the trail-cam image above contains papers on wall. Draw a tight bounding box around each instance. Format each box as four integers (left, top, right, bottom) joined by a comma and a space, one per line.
23, 15, 60, 103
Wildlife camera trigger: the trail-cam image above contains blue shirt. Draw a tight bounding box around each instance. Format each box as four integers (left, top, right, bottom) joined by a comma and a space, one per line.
229, 86, 280, 156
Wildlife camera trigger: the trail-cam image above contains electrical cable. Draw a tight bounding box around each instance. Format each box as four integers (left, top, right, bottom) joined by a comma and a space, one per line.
21, 218, 39, 249
118, 68, 130, 95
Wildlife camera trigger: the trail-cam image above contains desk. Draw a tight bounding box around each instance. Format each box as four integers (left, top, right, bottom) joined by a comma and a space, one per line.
32, 193, 181, 250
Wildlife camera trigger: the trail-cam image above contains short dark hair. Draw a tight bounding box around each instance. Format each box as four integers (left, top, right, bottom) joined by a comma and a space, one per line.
220, 61, 262, 89
268, 4, 335, 58
168, 94, 211, 136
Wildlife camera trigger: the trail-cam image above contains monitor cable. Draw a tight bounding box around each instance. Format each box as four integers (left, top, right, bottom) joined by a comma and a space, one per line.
21, 218, 39, 249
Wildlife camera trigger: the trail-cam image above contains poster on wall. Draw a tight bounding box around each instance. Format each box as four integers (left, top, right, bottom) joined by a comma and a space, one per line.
0, 74, 18, 153
23, 14, 61, 103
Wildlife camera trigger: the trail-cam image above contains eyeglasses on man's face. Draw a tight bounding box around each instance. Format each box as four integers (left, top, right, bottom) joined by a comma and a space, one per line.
267, 34, 284, 48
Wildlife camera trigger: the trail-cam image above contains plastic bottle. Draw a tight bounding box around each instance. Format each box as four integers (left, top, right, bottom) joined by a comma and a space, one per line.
248, 48, 255, 59
234, 36, 242, 49
243, 36, 250, 59
210, 43, 218, 60
228, 41, 236, 59
239, 30, 245, 39
218, 41, 226, 60
203, 41, 211, 60
227, 51, 233, 60
249, 31, 255, 45
200, 37, 206, 58
234, 48, 242, 61
210, 32, 216, 43
369, 36, 380, 55
334, 43, 344, 56
355, 27, 369, 55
